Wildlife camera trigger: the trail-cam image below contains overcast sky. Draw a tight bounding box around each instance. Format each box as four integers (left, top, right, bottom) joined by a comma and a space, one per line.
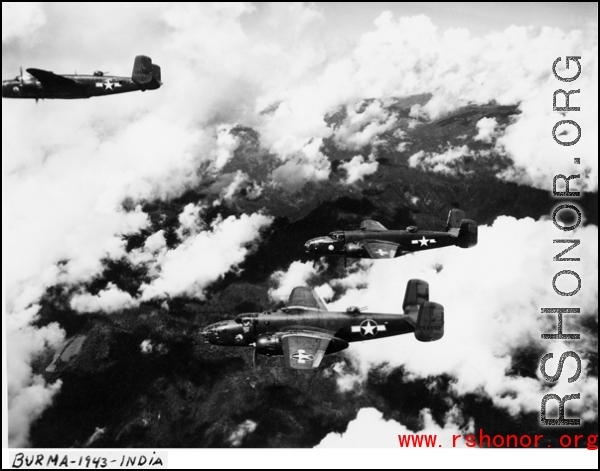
2, 2, 598, 468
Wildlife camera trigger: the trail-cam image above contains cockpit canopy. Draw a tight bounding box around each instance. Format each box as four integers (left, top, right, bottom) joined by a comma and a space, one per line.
235, 314, 251, 323
406, 226, 418, 233
93, 71, 105, 77
328, 231, 345, 241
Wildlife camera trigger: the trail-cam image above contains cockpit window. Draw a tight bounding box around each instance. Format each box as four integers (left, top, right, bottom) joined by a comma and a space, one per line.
235, 314, 257, 324
328, 232, 344, 241
406, 226, 418, 233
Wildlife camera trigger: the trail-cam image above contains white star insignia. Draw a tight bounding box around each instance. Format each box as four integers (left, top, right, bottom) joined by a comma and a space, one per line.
101, 80, 121, 91
411, 236, 437, 247
351, 319, 387, 336
291, 349, 315, 363
361, 320, 377, 335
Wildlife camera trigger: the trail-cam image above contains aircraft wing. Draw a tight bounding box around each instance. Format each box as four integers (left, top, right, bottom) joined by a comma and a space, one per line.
362, 240, 399, 259
286, 287, 328, 311
26, 68, 82, 91
282, 331, 333, 370
360, 219, 388, 231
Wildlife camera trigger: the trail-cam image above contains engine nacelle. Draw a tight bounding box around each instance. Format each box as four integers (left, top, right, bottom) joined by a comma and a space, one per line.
325, 337, 349, 355
414, 302, 444, 342
256, 333, 283, 355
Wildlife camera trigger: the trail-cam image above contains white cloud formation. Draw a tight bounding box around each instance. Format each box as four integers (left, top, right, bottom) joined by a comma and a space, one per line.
339, 153, 379, 184
213, 125, 240, 171
328, 217, 598, 419
271, 138, 331, 191
70, 283, 139, 314
6, 321, 64, 447
474, 117, 498, 143
318, 407, 472, 448
408, 146, 472, 175
140, 340, 153, 354
269, 261, 321, 301
140, 213, 272, 301
333, 100, 398, 150
228, 419, 258, 447
218, 170, 249, 202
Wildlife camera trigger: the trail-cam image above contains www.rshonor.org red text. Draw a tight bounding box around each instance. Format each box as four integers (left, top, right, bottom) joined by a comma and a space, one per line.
397, 430, 598, 449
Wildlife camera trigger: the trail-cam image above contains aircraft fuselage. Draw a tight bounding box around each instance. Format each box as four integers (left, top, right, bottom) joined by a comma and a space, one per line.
203, 308, 416, 354
2, 74, 159, 99
305, 229, 457, 258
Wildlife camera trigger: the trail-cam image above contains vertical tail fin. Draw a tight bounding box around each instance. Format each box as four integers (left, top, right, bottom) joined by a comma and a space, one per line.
445, 209, 465, 234
132, 55, 161, 89
414, 302, 444, 341
402, 279, 429, 312
446, 208, 478, 248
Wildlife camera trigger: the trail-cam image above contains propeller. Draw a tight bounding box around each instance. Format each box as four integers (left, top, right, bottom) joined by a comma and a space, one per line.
19, 66, 24, 84
252, 345, 258, 370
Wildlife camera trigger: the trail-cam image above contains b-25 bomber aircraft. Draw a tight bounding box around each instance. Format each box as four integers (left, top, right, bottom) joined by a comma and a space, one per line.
305, 208, 477, 261
202, 279, 443, 370
2, 55, 161, 100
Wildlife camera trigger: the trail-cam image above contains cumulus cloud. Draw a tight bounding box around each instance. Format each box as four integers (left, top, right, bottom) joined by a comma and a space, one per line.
70, 283, 139, 314
271, 138, 331, 191
269, 261, 321, 301
408, 146, 472, 175
213, 125, 240, 171
140, 213, 272, 301
328, 217, 598, 419
258, 13, 597, 190
339, 153, 379, 184
7, 321, 65, 447
333, 100, 398, 150
216, 170, 249, 202
317, 407, 472, 448
474, 117, 499, 143
228, 419, 258, 447
140, 340, 153, 354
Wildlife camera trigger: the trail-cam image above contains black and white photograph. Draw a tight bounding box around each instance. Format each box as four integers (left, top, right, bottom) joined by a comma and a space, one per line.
2, 2, 598, 468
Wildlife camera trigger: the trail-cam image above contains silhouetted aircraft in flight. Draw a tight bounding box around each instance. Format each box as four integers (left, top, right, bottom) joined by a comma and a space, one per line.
305, 208, 477, 262
202, 279, 443, 370
2, 55, 161, 100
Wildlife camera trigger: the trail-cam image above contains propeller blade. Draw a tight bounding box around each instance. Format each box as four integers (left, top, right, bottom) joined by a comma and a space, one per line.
252, 346, 258, 370
20, 66, 24, 83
